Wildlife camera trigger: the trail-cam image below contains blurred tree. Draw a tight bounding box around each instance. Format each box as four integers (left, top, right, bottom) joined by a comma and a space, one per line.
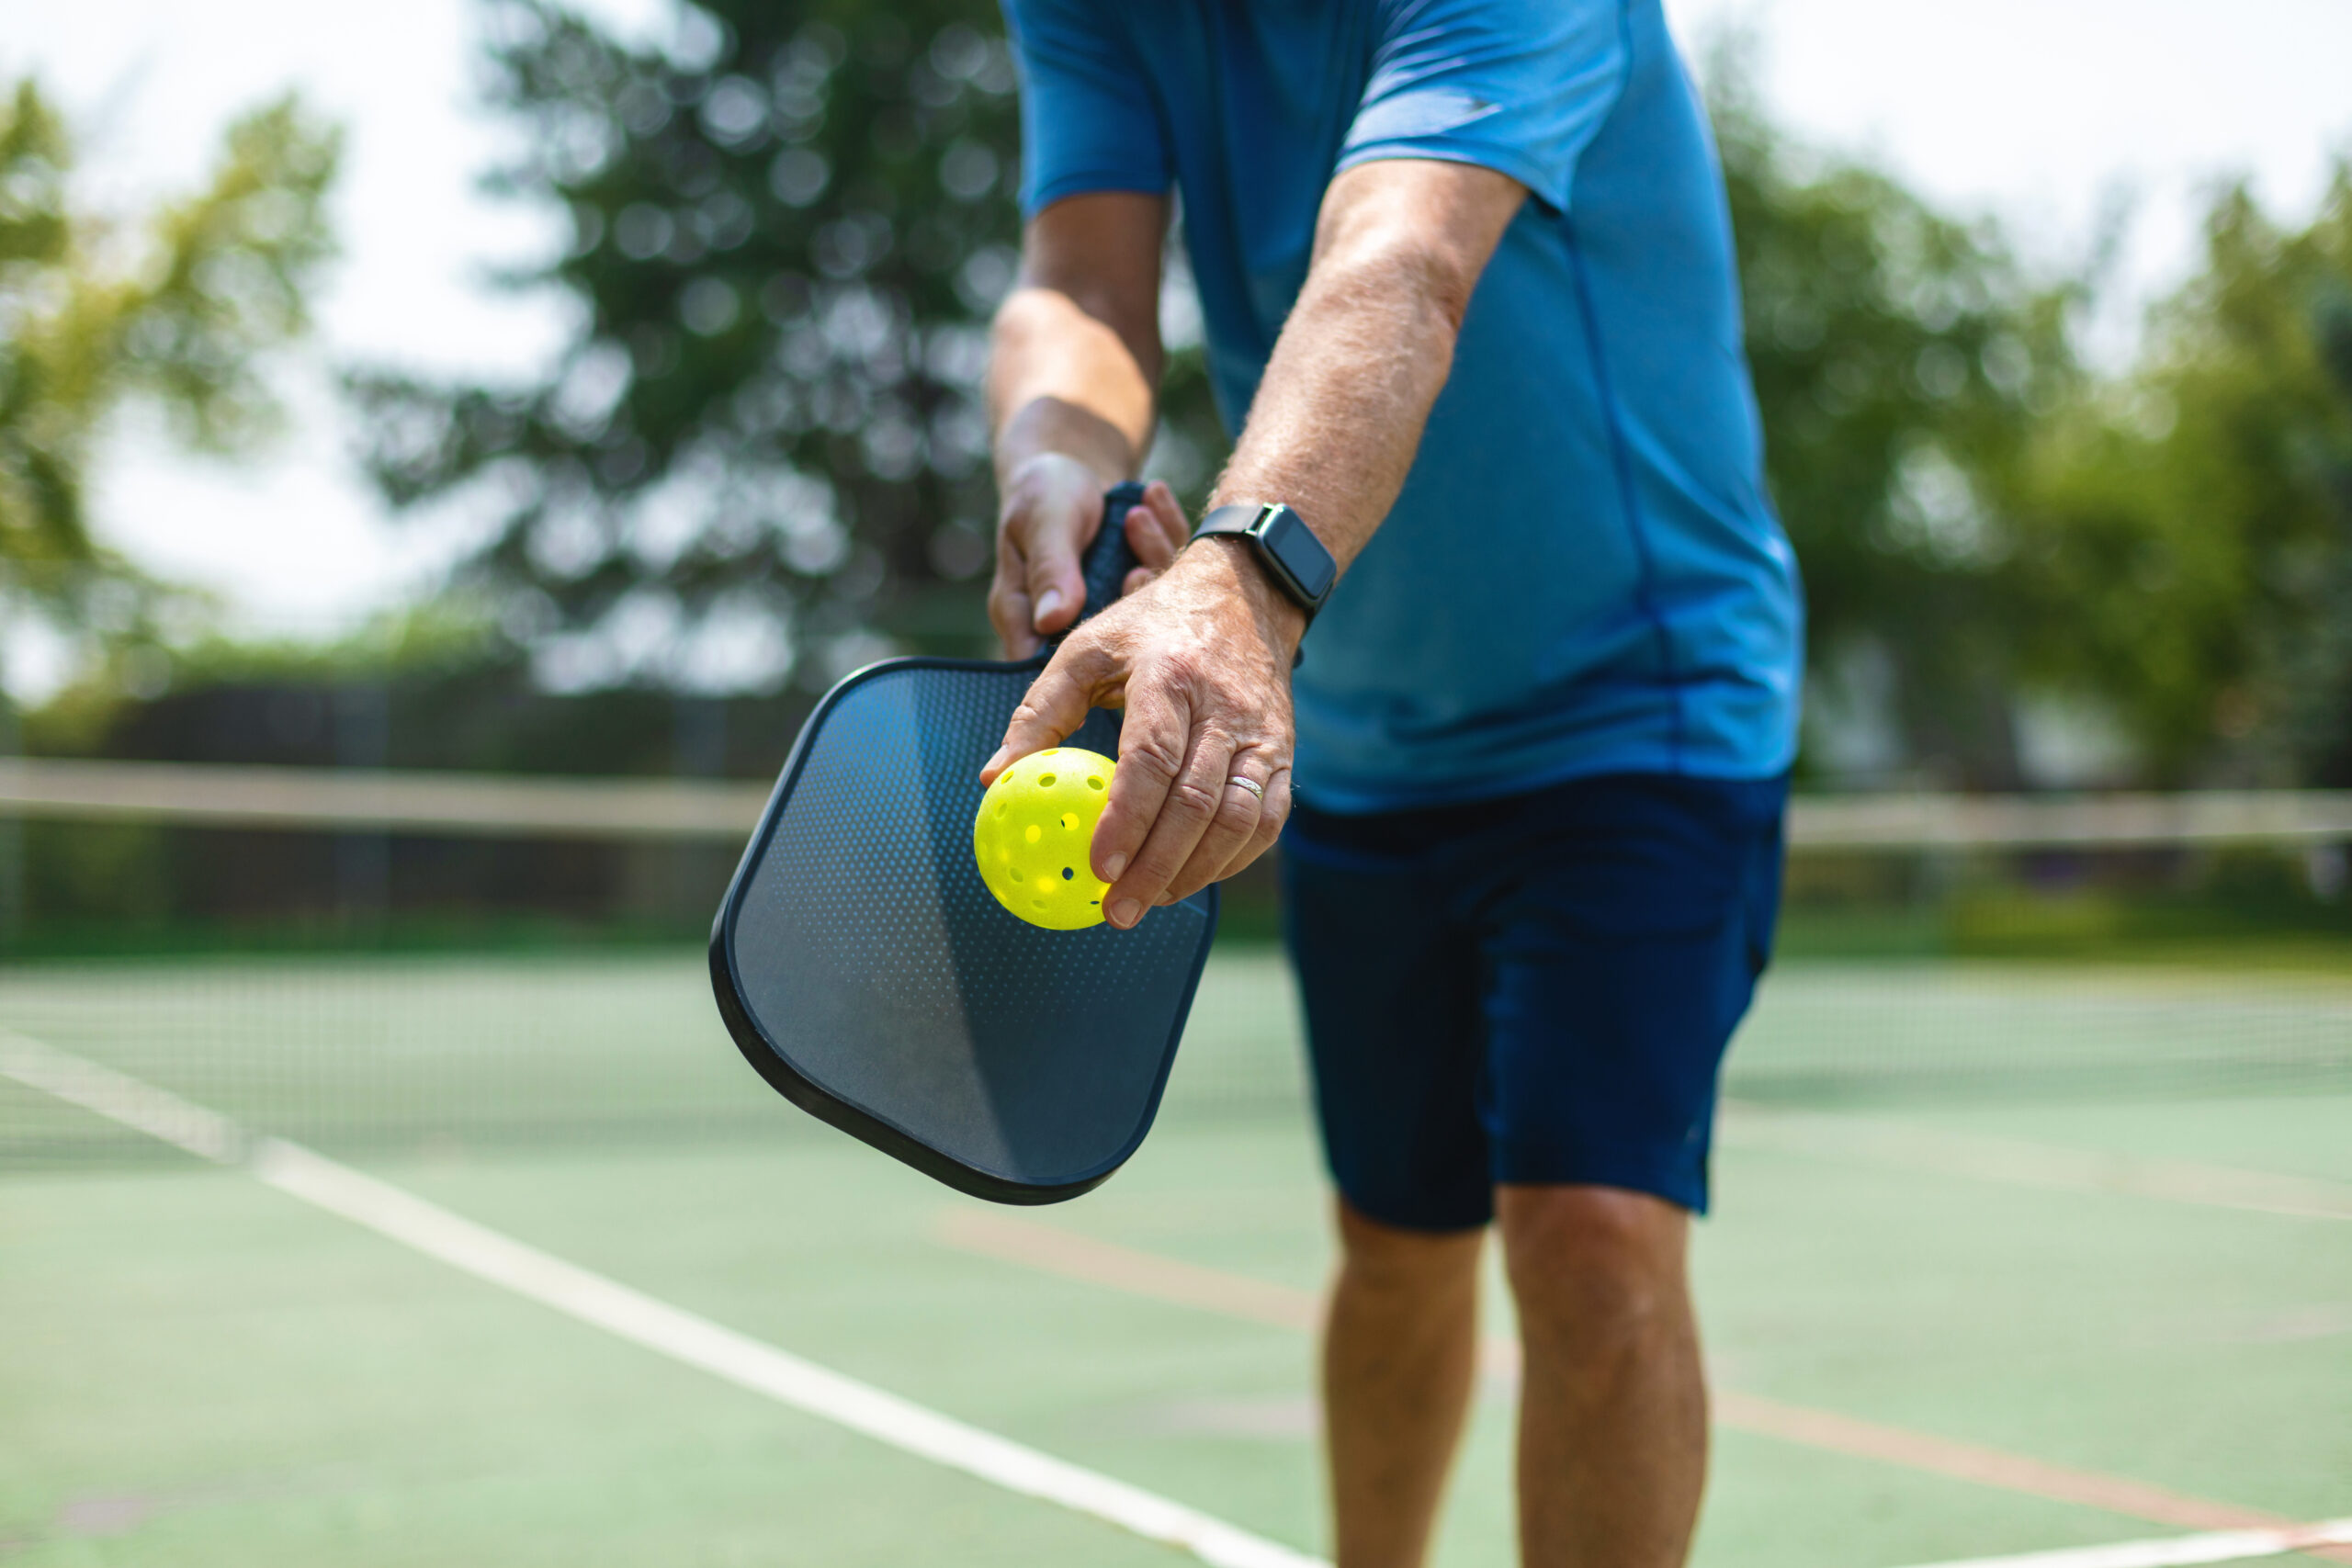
353, 0, 1232, 692
0, 79, 339, 657
1707, 50, 2083, 788
349, 0, 1038, 690
2007, 168, 2352, 785
1713, 35, 2352, 789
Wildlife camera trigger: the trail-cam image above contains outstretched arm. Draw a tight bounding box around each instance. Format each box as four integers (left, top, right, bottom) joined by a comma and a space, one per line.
1200, 159, 1527, 597
986, 158, 1527, 927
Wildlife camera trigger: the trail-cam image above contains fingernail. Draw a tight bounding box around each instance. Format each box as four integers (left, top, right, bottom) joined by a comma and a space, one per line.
1103, 852, 1127, 880
1034, 589, 1064, 623
1110, 898, 1141, 928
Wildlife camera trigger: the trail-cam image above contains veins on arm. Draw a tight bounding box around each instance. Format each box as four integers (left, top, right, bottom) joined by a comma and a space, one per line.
1207, 159, 1528, 582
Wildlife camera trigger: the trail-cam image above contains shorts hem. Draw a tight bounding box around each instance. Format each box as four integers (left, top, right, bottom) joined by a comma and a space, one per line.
1492, 1145, 1711, 1216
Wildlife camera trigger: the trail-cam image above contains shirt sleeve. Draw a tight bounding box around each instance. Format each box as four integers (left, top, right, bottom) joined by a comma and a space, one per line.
999, 0, 1172, 216
1337, 0, 1631, 211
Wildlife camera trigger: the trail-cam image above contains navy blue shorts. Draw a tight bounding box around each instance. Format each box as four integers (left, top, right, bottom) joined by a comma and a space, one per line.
1281, 772, 1787, 1230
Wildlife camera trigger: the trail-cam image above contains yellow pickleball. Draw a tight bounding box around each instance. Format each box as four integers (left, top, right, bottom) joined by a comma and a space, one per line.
973, 747, 1117, 930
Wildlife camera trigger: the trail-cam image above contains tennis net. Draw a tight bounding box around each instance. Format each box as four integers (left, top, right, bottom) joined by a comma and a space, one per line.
1, 760, 2346, 1168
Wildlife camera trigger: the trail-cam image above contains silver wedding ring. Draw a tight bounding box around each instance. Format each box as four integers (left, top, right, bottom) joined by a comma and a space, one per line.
1227, 775, 1264, 802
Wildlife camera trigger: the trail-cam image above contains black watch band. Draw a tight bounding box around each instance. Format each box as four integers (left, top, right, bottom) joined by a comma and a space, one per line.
1191, 502, 1338, 618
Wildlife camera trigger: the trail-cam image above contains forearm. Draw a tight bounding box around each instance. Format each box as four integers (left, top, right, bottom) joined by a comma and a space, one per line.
1206, 159, 1524, 585
1208, 254, 1464, 572
989, 285, 1159, 491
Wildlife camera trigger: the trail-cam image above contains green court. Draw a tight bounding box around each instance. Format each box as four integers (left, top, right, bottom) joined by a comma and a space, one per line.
4, 949, 2347, 1566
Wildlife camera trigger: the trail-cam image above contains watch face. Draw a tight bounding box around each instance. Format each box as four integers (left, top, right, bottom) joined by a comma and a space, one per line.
1260, 507, 1337, 602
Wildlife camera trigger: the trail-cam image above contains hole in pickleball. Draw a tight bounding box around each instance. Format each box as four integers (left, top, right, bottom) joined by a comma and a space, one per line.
1087, 775, 1104, 790
1059, 812, 1080, 831
1061, 866, 1075, 880
995, 801, 1008, 817
1033, 898, 1048, 910
1038, 773, 1056, 787
1023, 824, 1041, 844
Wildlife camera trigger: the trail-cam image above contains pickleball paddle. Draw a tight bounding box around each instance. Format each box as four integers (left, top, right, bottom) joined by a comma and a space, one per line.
709, 483, 1219, 1203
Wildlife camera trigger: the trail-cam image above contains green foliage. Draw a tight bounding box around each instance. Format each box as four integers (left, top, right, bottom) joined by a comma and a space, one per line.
1712, 32, 2352, 788
349, 0, 1028, 687
2007, 168, 2352, 784
0, 79, 339, 625
1709, 56, 2084, 785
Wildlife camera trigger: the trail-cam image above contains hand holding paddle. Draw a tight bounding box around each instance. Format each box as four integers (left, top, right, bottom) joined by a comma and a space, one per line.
988, 460, 1192, 658
982, 487, 1301, 930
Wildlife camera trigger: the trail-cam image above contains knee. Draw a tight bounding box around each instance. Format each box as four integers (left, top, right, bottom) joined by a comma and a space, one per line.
1334, 1198, 1483, 1302
1498, 1186, 1689, 1355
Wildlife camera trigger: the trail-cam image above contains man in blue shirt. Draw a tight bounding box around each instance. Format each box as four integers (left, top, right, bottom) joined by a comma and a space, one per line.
979, 3, 1802, 1562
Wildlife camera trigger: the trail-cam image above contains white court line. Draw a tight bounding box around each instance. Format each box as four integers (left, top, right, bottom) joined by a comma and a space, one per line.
1895, 1517, 2352, 1568
15, 1028, 2346, 1568
0, 1031, 1323, 1568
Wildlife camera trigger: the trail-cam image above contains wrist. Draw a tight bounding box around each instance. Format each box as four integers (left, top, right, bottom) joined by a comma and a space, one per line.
1190, 498, 1337, 625
994, 399, 1136, 496
999, 447, 1121, 501
1184, 534, 1309, 656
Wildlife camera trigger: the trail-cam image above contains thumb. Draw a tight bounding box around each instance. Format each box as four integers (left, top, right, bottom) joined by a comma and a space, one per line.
980, 642, 1109, 783
1023, 491, 1100, 637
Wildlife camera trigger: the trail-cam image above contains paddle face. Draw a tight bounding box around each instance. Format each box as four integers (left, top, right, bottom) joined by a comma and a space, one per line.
709, 485, 1219, 1203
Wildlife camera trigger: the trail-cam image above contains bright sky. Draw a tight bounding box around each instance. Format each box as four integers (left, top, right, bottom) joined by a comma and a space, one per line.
7, 0, 2351, 694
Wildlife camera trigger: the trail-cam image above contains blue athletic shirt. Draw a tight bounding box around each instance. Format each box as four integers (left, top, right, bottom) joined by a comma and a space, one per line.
1001, 0, 1804, 812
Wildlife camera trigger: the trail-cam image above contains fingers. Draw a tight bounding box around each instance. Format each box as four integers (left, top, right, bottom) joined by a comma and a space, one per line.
981, 642, 1109, 784
1023, 490, 1099, 639
1095, 673, 1242, 930
988, 540, 1039, 659
1087, 669, 1190, 914
989, 460, 1104, 655
1122, 480, 1192, 578
1163, 753, 1290, 900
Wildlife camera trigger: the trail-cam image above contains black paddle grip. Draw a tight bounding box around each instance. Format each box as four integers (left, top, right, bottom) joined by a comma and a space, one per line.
1066, 480, 1148, 638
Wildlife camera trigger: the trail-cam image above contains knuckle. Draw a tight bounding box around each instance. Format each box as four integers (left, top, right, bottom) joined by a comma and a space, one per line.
1214, 789, 1261, 830
1006, 694, 1064, 735
1163, 775, 1222, 820
1118, 732, 1185, 784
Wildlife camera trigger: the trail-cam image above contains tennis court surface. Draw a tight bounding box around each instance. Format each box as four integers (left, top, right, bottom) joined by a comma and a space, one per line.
6, 936, 2347, 1568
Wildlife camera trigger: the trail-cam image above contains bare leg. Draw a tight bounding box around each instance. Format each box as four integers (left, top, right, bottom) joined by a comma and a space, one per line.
1323, 1198, 1486, 1568
1497, 1185, 1707, 1568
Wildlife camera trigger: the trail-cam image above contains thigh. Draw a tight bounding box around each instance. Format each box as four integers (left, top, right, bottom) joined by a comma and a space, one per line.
1474, 773, 1786, 1214
1283, 831, 1492, 1233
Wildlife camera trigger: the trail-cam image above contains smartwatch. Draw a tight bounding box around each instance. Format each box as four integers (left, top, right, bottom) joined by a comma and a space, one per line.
1192, 502, 1338, 619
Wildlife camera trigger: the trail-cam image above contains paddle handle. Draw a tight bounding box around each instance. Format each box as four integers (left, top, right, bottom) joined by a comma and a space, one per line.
1070, 480, 1148, 635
